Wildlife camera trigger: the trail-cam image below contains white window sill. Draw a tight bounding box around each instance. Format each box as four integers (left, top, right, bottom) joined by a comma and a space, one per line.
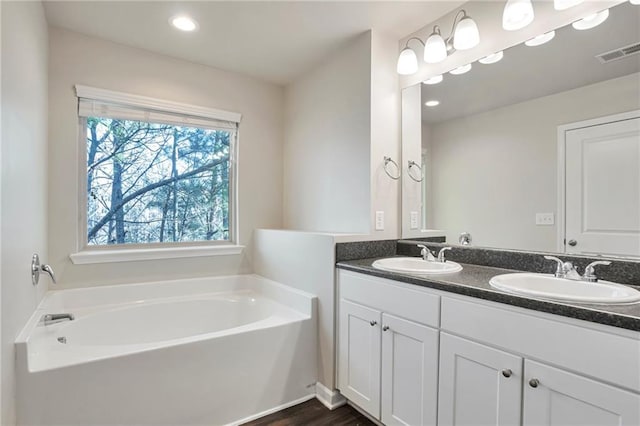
70, 245, 244, 265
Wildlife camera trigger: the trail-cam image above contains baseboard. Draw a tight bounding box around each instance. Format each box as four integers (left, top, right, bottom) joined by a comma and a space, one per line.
315, 382, 347, 410
227, 393, 315, 426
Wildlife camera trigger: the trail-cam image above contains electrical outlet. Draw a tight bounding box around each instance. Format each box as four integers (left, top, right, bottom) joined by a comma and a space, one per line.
535, 213, 554, 226
375, 211, 384, 231
410, 211, 419, 230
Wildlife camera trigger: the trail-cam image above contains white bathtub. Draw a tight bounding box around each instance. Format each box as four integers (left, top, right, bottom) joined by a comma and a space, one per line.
16, 275, 318, 425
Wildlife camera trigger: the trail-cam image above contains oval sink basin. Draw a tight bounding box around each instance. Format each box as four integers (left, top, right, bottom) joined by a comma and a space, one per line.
372, 257, 463, 275
489, 273, 640, 304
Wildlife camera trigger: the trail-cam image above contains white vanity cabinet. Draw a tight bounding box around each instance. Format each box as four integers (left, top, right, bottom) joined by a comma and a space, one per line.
338, 271, 440, 426
337, 269, 640, 426
437, 333, 523, 426
523, 360, 640, 426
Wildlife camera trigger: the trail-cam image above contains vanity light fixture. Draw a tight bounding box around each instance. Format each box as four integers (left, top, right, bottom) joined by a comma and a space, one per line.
397, 9, 480, 73
449, 63, 472, 75
397, 46, 420, 75
525, 31, 556, 47
425, 100, 440, 107
502, 0, 535, 31
479, 51, 504, 64
554, 0, 583, 10
169, 15, 199, 32
423, 75, 444, 85
572, 9, 609, 30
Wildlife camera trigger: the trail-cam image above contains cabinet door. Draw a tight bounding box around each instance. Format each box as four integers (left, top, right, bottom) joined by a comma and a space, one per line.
523, 360, 640, 426
381, 313, 439, 426
338, 299, 382, 417
438, 333, 523, 426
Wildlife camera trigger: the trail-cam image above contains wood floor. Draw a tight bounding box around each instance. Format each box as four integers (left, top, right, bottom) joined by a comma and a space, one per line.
241, 399, 376, 426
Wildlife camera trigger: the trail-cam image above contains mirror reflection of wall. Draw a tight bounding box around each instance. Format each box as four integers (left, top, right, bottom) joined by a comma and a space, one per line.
402, 1, 640, 258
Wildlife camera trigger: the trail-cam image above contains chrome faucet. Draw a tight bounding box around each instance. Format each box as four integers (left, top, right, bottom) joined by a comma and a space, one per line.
416, 245, 436, 261
582, 260, 611, 283
437, 247, 453, 263
544, 256, 580, 279
40, 313, 75, 326
544, 256, 611, 282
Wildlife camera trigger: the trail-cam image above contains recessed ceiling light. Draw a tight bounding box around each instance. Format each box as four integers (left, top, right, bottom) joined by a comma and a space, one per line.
572, 9, 609, 30
479, 51, 504, 65
423, 75, 443, 85
425, 100, 440, 107
170, 15, 199, 32
449, 64, 472, 75
525, 31, 556, 47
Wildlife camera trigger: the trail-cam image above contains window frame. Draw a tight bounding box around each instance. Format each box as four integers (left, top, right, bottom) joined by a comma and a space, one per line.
71, 85, 242, 264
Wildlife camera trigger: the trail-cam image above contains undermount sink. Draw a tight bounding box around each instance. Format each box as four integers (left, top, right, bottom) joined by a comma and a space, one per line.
489, 273, 640, 304
372, 257, 463, 275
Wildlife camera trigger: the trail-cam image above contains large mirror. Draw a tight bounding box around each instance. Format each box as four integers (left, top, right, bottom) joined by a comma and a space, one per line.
401, 1, 640, 258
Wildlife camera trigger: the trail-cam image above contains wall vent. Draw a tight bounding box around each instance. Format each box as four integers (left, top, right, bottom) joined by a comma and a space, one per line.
596, 42, 640, 63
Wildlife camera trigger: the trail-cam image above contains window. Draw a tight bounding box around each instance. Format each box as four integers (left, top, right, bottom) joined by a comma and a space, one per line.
76, 86, 240, 253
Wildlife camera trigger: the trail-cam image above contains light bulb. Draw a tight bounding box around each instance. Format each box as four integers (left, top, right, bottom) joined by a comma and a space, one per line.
424, 30, 448, 64
425, 100, 440, 107
554, 0, 583, 10
525, 31, 555, 47
449, 64, 472, 75
453, 16, 480, 50
423, 75, 443, 85
502, 0, 534, 31
572, 9, 609, 30
479, 51, 504, 64
170, 15, 199, 32
397, 48, 418, 75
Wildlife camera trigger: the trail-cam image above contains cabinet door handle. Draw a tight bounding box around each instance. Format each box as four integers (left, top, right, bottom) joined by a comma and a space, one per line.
529, 378, 540, 388
370, 320, 377, 326
501, 369, 512, 378
382, 325, 390, 331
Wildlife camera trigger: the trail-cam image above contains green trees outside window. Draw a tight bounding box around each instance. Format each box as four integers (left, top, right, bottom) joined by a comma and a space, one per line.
86, 117, 232, 245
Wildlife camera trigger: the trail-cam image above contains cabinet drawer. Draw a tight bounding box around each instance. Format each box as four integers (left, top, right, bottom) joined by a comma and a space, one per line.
441, 296, 640, 393
338, 270, 440, 328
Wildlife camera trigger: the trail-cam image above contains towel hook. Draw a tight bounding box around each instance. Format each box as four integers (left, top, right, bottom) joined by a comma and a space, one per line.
407, 160, 423, 182
383, 156, 400, 180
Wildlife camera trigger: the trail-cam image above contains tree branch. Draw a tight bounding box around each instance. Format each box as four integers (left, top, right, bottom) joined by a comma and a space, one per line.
88, 157, 228, 240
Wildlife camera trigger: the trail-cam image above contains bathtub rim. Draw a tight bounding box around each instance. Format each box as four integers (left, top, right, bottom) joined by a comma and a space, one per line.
16, 273, 317, 357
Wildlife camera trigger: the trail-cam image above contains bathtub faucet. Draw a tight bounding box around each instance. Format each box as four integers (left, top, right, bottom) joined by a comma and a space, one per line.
40, 313, 75, 326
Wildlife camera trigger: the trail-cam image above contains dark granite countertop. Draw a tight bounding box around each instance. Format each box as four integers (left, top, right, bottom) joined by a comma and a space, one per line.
337, 257, 640, 332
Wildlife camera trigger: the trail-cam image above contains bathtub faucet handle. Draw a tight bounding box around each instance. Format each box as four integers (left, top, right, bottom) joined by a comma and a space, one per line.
41, 264, 57, 284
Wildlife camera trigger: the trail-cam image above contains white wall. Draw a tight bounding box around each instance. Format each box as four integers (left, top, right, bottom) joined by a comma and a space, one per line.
429, 73, 640, 251
48, 27, 284, 289
253, 230, 336, 388
283, 32, 371, 234
1, 1, 49, 424
369, 31, 401, 240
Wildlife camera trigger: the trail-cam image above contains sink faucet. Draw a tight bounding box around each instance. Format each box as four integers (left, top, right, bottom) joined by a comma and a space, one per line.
437, 247, 453, 263
544, 256, 612, 282
40, 313, 74, 326
582, 260, 611, 283
416, 245, 436, 262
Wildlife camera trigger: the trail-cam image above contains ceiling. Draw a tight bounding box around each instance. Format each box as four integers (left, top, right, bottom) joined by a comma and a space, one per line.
43, 1, 464, 86
421, 1, 640, 123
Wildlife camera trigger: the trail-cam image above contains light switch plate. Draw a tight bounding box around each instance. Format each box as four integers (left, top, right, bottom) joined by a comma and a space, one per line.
375, 211, 384, 231
536, 213, 554, 226
410, 211, 419, 230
